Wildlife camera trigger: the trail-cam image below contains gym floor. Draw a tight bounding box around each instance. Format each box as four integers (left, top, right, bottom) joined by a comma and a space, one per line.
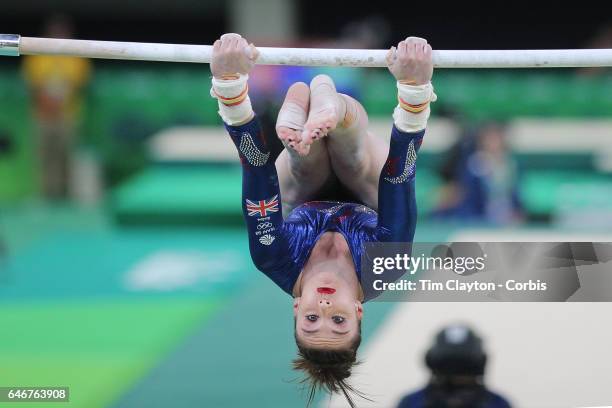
1, 204, 611, 408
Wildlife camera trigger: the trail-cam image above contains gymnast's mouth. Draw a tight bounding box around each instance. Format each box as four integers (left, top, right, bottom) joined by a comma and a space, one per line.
317, 287, 336, 294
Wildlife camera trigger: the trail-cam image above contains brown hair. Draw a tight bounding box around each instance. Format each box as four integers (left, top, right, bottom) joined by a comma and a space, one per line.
293, 322, 369, 407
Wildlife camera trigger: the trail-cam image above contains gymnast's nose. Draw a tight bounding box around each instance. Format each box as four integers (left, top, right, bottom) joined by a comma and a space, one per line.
319, 299, 332, 308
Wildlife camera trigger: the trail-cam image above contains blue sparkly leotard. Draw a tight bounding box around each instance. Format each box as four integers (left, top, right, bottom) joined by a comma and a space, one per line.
225, 115, 424, 301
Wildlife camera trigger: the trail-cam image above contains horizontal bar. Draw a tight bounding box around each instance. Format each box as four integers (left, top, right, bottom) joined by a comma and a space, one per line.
3, 35, 612, 68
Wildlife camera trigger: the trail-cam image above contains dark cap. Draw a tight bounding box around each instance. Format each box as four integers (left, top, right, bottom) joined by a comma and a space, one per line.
425, 324, 487, 376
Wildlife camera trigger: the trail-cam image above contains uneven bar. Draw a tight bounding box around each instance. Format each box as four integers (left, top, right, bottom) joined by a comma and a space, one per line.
2, 36, 612, 68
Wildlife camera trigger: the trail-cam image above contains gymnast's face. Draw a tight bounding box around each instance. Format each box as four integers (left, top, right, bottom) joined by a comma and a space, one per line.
293, 282, 363, 349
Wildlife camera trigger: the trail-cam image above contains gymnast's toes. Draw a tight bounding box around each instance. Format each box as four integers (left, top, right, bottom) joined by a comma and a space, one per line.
276, 126, 302, 151
303, 107, 338, 142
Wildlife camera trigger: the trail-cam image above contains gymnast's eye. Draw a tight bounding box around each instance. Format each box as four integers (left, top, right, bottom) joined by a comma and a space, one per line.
306, 314, 318, 322
332, 316, 346, 324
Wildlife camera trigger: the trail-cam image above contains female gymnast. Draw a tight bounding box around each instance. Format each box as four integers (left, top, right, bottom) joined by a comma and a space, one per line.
210, 33, 435, 406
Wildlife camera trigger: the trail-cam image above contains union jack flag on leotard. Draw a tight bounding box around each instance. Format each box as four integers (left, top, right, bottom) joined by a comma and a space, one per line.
245, 195, 279, 217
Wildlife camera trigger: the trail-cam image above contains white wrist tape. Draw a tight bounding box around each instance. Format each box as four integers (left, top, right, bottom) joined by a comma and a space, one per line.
393, 82, 437, 133
210, 74, 254, 125
276, 102, 307, 130
397, 81, 437, 105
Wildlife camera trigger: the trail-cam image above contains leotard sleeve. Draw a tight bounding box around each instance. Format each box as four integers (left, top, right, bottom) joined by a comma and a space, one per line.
224, 116, 298, 289
375, 125, 425, 242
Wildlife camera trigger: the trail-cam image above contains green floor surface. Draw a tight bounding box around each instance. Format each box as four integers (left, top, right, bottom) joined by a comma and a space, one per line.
0, 298, 222, 408
0, 204, 254, 407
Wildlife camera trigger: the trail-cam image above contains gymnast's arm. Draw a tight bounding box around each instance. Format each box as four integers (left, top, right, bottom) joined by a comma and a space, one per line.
210, 34, 290, 271
376, 36, 435, 242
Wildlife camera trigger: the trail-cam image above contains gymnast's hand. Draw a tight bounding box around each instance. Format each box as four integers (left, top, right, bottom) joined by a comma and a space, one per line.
211, 33, 259, 79
386, 37, 433, 85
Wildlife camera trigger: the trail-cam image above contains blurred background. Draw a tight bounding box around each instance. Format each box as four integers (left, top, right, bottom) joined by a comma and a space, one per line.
0, 1, 611, 407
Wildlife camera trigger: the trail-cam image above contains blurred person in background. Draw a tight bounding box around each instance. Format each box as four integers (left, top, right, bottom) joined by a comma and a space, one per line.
210, 33, 435, 407
397, 324, 511, 408
432, 121, 523, 224
22, 14, 91, 200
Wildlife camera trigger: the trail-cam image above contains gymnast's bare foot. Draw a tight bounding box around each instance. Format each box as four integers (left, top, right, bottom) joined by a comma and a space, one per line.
301, 74, 346, 148
276, 82, 311, 156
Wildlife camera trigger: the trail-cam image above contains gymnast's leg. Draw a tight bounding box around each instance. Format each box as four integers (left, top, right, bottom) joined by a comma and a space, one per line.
302, 74, 387, 209
275, 82, 334, 213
